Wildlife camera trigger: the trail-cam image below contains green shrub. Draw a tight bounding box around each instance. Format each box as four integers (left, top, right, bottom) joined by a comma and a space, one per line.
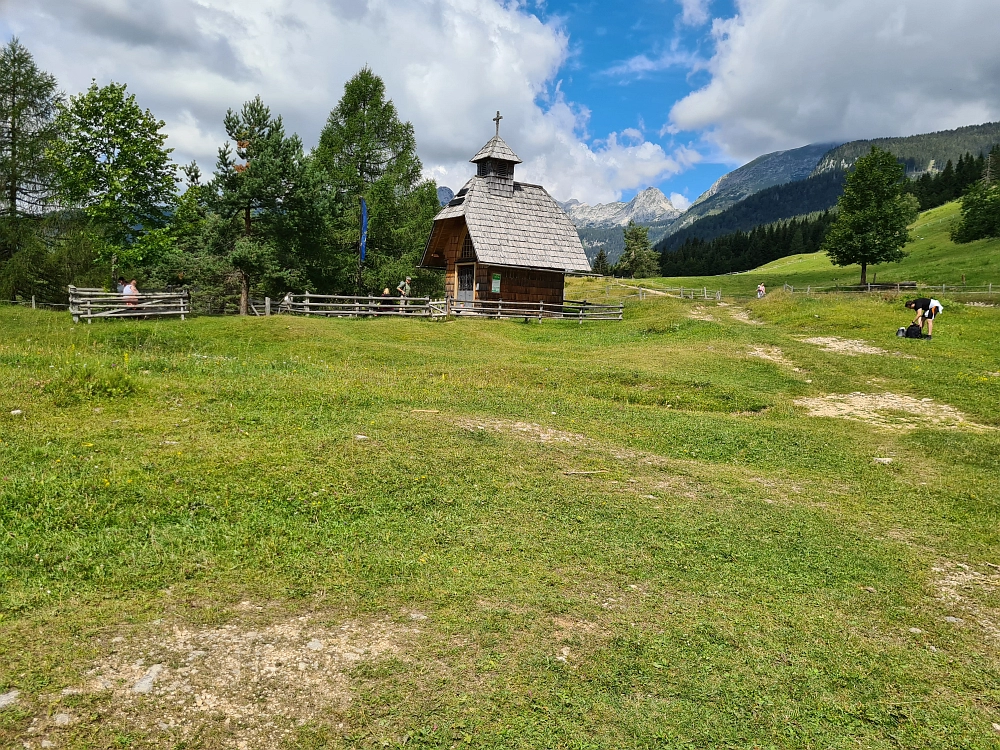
43, 363, 137, 405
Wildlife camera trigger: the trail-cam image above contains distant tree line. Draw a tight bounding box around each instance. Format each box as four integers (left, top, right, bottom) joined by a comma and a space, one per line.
656, 170, 846, 254
901, 149, 996, 210
659, 212, 836, 277
952, 150, 1000, 243
0, 38, 441, 310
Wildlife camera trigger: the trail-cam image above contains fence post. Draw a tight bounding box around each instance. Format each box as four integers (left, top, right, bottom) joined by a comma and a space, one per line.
716, 290, 721, 301
265, 297, 271, 316
703, 287, 707, 299
31, 295, 36, 309
497, 300, 502, 319
680, 286, 683, 298
579, 306, 583, 325
86, 298, 92, 324
538, 299, 543, 322
807, 286, 810, 294
305, 294, 310, 316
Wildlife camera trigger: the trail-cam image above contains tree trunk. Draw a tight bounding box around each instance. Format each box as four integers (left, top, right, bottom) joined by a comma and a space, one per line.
239, 270, 249, 316
859, 262, 867, 286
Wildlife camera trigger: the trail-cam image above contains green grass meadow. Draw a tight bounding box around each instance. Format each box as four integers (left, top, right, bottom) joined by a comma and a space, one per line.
2, 285, 1000, 747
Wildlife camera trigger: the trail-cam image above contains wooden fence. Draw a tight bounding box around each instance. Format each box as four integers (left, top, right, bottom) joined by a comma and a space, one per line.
278, 294, 623, 322
68, 286, 190, 323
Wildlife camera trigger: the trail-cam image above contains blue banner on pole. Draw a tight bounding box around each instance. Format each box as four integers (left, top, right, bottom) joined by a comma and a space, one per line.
359, 198, 368, 264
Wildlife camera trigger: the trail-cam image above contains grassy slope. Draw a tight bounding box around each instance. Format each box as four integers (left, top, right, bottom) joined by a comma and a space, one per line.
1, 297, 1000, 748
579, 201, 999, 299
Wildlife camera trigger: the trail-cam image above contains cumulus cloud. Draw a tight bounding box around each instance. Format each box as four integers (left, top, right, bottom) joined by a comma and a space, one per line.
4, 0, 683, 203
670, 192, 692, 210
677, 0, 712, 27
669, 0, 1000, 160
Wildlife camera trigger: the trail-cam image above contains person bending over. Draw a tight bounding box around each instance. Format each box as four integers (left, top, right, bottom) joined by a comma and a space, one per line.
905, 297, 943, 338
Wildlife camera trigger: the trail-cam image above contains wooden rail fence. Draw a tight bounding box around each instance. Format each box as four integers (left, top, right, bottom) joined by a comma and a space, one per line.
279, 294, 623, 322
69, 286, 190, 323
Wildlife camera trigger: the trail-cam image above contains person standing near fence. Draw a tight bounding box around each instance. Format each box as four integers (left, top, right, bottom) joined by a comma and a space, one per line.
124, 279, 139, 306
116, 276, 126, 294
396, 276, 411, 308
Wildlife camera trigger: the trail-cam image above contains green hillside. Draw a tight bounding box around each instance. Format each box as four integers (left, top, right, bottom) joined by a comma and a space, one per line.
579, 201, 1000, 298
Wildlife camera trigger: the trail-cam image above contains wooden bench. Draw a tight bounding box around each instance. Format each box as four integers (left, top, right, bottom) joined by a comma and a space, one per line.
69, 286, 190, 324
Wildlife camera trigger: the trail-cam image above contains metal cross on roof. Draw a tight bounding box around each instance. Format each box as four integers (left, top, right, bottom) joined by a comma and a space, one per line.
493, 110, 503, 136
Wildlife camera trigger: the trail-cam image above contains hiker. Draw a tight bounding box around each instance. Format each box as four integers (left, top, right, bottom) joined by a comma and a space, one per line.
757, 283, 766, 299
116, 276, 126, 294
396, 276, 411, 309
905, 297, 943, 339
123, 279, 139, 306
380, 287, 393, 311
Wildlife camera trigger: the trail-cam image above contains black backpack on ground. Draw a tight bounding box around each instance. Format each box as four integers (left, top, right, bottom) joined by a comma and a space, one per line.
904, 323, 923, 339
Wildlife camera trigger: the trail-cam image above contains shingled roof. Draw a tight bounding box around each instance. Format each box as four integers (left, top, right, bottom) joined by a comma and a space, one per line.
470, 135, 522, 164
428, 176, 591, 273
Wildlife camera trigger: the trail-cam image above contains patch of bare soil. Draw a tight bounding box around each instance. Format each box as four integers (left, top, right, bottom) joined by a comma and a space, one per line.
44, 612, 413, 749
802, 336, 914, 358
931, 563, 1000, 643
729, 308, 763, 325
793, 392, 986, 430
455, 417, 587, 445
747, 345, 796, 368
687, 306, 716, 322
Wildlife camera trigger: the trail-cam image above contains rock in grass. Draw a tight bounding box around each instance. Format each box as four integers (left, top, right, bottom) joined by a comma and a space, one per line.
53, 712, 72, 726
306, 639, 323, 651
944, 616, 964, 624
10, 409, 22, 416
0, 689, 18, 709
873, 457, 893, 464
132, 664, 163, 694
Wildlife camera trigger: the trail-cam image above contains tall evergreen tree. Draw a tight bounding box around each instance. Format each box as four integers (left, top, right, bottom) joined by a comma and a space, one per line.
313, 67, 439, 294
822, 147, 917, 285
211, 96, 323, 314
616, 221, 658, 278
0, 38, 61, 222
591, 247, 611, 276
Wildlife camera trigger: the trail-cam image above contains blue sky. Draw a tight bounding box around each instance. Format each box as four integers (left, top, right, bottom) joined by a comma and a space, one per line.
4, 1, 999, 207
532, 0, 739, 204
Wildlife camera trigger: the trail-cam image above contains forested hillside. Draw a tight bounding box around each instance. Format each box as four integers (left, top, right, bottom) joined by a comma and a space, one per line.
659, 212, 835, 277
814, 121, 1000, 175
656, 170, 846, 253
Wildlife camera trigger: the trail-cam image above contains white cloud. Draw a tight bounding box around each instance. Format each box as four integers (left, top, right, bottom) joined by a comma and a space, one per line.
670, 192, 692, 210
4, 0, 684, 203
669, 0, 1000, 161
677, 0, 712, 27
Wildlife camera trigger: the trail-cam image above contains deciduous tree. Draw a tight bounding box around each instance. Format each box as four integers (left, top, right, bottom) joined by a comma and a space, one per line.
49, 81, 176, 271
822, 147, 916, 285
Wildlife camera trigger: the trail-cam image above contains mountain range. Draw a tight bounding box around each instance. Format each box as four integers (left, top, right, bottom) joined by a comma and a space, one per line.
436, 120, 1000, 266
557, 187, 683, 227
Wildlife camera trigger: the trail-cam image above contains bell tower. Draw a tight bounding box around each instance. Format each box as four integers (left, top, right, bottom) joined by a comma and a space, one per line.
470, 111, 522, 198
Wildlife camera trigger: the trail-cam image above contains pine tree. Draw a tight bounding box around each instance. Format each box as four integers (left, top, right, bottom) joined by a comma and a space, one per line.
313, 68, 439, 295
822, 147, 916, 285
616, 221, 658, 278
211, 96, 322, 314
591, 248, 611, 276
0, 38, 60, 223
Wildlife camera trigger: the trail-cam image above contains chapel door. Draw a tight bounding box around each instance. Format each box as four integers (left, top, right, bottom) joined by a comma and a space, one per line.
457, 264, 475, 302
